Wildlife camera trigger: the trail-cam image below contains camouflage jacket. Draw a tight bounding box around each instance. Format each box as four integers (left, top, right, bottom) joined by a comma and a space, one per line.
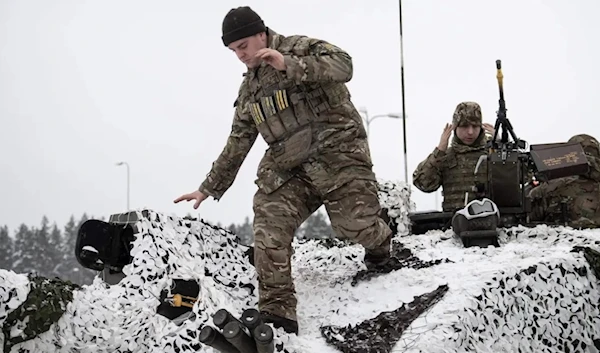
199, 28, 373, 199
413, 133, 487, 212
529, 156, 600, 228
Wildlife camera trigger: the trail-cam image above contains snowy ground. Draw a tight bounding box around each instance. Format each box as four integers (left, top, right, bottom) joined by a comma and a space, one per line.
1, 180, 600, 353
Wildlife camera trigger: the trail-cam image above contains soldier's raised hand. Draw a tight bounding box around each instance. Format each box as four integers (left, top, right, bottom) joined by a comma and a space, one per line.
255, 48, 286, 71
174, 190, 208, 209
482, 123, 495, 136
437, 123, 454, 152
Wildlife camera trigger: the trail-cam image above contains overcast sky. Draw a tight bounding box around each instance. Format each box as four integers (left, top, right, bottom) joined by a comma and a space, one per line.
1, 0, 598, 233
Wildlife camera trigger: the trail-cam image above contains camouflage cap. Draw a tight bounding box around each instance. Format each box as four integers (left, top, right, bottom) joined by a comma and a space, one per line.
452, 102, 482, 127
568, 134, 600, 158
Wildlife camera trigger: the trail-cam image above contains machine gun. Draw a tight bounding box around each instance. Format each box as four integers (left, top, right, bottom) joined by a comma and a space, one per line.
408, 60, 590, 242
472, 60, 590, 227
469, 59, 533, 227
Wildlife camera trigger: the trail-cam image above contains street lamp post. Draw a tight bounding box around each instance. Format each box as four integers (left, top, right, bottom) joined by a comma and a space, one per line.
398, 0, 408, 183
359, 108, 408, 182
116, 161, 130, 210
359, 108, 403, 137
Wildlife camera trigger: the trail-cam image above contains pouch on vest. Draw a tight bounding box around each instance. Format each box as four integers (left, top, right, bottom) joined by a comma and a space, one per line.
440, 154, 461, 210
298, 83, 350, 117
320, 83, 350, 109
269, 125, 312, 170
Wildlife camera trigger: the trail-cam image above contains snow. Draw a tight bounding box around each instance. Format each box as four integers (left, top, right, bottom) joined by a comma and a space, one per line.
0, 179, 600, 353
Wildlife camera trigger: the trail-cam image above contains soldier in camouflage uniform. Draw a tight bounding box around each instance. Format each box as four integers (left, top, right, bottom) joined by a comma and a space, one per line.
528, 134, 600, 228
412, 102, 495, 211
174, 6, 392, 334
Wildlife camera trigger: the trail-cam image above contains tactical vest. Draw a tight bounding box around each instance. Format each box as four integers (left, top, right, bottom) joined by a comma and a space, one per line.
441, 147, 487, 211
239, 35, 350, 171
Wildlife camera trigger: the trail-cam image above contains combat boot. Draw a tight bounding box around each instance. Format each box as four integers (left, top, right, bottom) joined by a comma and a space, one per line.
363, 233, 393, 270
260, 311, 298, 334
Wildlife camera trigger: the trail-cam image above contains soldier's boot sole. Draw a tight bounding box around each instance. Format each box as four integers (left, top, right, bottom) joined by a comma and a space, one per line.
260, 311, 299, 335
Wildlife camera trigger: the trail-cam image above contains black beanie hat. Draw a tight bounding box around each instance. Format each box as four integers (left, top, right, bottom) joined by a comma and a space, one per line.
222, 6, 266, 46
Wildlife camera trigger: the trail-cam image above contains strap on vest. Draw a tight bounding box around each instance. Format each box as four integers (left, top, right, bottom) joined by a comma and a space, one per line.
271, 66, 333, 114
289, 87, 331, 114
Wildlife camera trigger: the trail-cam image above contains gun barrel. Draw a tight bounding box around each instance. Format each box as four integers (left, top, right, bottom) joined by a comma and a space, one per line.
253, 323, 275, 353
241, 308, 264, 332
199, 325, 241, 353
213, 308, 243, 330
223, 321, 258, 353
496, 60, 504, 97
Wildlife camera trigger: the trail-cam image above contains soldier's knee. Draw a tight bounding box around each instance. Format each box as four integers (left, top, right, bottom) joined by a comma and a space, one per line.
326, 178, 391, 248
253, 217, 296, 248
254, 243, 292, 284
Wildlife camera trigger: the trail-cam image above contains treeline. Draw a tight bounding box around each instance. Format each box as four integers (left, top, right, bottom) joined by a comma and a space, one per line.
213, 209, 335, 246
0, 214, 101, 285
0, 210, 335, 285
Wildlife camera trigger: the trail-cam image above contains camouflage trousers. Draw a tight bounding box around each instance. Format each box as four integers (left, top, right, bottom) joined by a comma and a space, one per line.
252, 163, 392, 322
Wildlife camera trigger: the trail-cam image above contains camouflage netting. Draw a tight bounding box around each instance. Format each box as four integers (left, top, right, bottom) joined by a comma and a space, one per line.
0, 212, 261, 353
1, 180, 600, 353
320, 284, 449, 353
377, 179, 416, 236
0, 271, 31, 350
0, 180, 414, 353
452, 259, 600, 352
395, 226, 600, 352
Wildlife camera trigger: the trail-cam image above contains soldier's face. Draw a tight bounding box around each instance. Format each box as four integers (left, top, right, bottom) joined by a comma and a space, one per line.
227, 33, 267, 69
455, 124, 481, 145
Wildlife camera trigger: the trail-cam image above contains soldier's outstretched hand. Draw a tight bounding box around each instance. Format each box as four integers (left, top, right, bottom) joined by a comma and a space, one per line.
174, 190, 208, 209
437, 123, 454, 152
